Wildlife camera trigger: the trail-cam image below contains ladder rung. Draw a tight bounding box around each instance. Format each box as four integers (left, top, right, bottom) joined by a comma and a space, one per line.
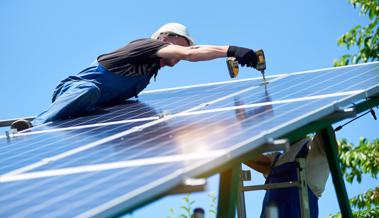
242, 181, 299, 192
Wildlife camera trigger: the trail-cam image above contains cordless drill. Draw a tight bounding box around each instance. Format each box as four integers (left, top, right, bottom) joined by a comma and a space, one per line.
226, 49, 267, 83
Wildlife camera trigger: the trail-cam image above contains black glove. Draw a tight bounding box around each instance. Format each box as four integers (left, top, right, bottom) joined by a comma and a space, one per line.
227, 46, 257, 68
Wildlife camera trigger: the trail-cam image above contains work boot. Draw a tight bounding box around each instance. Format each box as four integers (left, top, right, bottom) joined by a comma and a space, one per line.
10, 119, 33, 132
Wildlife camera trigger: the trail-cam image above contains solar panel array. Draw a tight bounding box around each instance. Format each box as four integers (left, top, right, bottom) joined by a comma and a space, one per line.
0, 62, 378, 217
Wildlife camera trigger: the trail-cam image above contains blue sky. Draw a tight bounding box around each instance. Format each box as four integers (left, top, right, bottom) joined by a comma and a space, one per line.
0, 0, 377, 217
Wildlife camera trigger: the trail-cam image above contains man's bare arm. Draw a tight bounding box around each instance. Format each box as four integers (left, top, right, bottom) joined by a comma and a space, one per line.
156, 44, 229, 62
244, 154, 273, 175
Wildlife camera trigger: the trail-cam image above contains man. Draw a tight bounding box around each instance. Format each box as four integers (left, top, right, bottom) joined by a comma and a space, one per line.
11, 22, 259, 131
245, 132, 330, 218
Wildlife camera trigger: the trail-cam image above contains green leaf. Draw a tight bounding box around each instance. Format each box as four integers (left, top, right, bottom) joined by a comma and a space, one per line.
334, 0, 379, 66
209, 209, 217, 214
180, 206, 190, 212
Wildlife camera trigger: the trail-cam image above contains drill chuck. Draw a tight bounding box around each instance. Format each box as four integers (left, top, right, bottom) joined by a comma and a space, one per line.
255, 49, 266, 72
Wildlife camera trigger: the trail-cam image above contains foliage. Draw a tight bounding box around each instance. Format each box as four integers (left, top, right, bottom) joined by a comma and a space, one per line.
331, 0, 379, 216
350, 185, 379, 210
167, 194, 195, 218
329, 206, 379, 218
208, 192, 217, 218
327, 138, 379, 218
180, 194, 195, 218
167, 192, 218, 218
328, 182, 379, 217
333, 0, 379, 66
338, 138, 379, 183
167, 207, 176, 218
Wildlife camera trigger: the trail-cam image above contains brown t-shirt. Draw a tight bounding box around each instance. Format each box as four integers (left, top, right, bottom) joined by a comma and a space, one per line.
97, 38, 169, 77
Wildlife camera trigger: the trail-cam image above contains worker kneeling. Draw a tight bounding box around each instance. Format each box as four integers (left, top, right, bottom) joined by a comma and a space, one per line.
246, 132, 330, 218
10, 22, 261, 131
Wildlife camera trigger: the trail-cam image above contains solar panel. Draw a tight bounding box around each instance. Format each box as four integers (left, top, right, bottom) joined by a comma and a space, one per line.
0, 62, 378, 217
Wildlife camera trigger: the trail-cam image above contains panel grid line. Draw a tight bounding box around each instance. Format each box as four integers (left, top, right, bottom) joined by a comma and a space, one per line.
0, 67, 346, 180
0, 61, 378, 218
0, 65, 368, 208
2, 76, 287, 177
0, 65, 368, 186
0, 78, 259, 163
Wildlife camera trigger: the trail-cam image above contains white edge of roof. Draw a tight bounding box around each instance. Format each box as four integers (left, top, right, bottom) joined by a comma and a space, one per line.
142, 61, 379, 94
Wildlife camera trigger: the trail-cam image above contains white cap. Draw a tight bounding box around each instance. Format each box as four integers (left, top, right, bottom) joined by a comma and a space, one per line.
151, 22, 195, 45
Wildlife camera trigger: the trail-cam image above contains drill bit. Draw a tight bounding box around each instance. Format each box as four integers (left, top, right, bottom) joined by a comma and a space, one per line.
261, 70, 268, 84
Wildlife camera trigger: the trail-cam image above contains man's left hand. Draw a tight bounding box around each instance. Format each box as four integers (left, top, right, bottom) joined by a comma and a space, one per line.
227, 46, 258, 68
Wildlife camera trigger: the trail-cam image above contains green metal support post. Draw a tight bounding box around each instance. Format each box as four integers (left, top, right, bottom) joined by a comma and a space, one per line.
217, 164, 241, 218
320, 126, 353, 218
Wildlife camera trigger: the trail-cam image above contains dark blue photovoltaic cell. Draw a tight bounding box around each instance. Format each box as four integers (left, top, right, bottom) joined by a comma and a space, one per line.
205, 64, 379, 110
33, 78, 266, 130
0, 120, 150, 175
0, 96, 355, 218
0, 62, 378, 218
25, 95, 344, 172
0, 162, 207, 218
30, 100, 160, 130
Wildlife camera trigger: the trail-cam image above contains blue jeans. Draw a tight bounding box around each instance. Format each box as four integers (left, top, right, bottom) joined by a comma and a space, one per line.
260, 143, 319, 218
33, 64, 151, 125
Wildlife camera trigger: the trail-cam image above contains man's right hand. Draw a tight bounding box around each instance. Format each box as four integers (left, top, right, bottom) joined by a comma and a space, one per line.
227, 46, 258, 68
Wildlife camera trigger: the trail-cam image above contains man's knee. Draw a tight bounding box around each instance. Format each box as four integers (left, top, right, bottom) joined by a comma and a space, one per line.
63, 81, 101, 112
80, 84, 101, 104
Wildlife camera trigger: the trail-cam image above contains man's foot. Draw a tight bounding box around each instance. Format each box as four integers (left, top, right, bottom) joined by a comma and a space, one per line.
10, 119, 33, 132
